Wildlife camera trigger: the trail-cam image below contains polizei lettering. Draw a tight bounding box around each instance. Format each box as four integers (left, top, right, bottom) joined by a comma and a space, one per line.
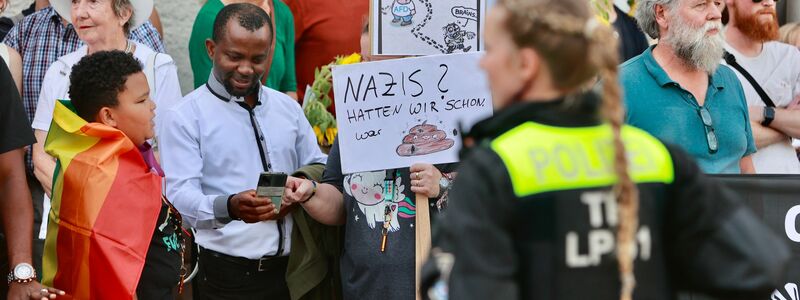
566, 191, 652, 268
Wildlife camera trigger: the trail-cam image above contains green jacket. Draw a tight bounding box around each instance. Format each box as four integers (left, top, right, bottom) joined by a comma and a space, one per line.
288, 164, 343, 300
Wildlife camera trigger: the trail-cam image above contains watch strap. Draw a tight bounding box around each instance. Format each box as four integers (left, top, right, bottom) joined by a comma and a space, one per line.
762, 106, 775, 127
301, 180, 317, 204
7, 264, 35, 286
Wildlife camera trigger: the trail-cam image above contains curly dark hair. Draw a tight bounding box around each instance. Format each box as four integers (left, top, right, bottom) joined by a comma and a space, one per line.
212, 3, 273, 43
69, 50, 143, 122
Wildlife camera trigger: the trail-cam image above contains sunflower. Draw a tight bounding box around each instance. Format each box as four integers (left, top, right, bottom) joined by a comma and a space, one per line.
304, 53, 362, 147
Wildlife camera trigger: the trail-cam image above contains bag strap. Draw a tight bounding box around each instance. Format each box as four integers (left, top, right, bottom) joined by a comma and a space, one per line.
145, 52, 158, 97
723, 51, 776, 107
0, 44, 9, 65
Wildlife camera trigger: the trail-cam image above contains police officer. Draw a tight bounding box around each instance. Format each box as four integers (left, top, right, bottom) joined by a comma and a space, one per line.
422, 0, 790, 299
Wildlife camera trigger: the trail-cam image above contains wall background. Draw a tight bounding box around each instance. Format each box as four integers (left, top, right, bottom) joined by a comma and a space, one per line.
3, 0, 203, 95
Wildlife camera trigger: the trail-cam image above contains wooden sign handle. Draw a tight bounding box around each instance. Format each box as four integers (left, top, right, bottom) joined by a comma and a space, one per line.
415, 193, 431, 300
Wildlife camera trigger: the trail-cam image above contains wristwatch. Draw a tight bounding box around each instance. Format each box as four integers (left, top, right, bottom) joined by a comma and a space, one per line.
437, 176, 451, 198
7, 263, 35, 285
762, 106, 775, 127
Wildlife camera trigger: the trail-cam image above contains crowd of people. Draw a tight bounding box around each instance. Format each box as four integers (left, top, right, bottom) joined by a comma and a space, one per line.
0, 0, 797, 299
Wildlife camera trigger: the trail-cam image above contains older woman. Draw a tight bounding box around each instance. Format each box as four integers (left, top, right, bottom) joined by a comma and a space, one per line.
30, 0, 181, 198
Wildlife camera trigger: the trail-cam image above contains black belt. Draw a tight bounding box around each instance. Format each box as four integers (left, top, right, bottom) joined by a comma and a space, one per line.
199, 247, 288, 272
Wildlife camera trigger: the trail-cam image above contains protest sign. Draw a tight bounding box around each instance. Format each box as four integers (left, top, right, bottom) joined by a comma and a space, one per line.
371, 0, 486, 56
332, 52, 492, 174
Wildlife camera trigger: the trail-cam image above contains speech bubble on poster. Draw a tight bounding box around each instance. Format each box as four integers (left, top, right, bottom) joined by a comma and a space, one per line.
332, 52, 493, 174
451, 6, 478, 22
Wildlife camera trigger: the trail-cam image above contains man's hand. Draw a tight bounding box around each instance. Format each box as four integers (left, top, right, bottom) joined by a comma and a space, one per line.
276, 199, 295, 219
7, 281, 65, 300
228, 190, 278, 223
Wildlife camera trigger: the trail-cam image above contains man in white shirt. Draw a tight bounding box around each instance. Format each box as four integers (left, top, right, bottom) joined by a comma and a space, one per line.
723, 0, 800, 173
158, 3, 326, 299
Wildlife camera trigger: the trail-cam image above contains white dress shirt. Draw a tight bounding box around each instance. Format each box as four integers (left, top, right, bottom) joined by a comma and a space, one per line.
159, 74, 327, 259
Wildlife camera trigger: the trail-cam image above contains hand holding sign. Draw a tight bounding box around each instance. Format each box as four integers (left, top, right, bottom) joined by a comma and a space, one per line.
408, 163, 443, 198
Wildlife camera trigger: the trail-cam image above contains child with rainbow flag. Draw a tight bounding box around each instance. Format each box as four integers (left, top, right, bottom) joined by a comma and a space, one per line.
41, 51, 184, 299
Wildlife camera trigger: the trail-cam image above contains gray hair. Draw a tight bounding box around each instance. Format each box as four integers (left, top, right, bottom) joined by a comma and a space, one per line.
111, 0, 135, 35
634, 0, 679, 39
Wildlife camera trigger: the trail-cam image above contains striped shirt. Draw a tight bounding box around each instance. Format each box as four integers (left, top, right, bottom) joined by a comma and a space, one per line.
2, 6, 165, 173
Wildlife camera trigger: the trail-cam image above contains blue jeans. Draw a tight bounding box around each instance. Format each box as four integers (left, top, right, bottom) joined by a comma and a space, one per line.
393, 15, 413, 22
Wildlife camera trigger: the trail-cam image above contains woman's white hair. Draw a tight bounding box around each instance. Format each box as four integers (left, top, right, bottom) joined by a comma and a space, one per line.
634, 0, 679, 39
111, 0, 135, 34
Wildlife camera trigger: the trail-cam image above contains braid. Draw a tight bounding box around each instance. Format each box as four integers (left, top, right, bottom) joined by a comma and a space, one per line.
591, 23, 640, 300
497, 1, 641, 297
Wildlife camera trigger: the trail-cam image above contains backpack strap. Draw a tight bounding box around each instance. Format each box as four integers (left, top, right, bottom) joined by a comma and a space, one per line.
145, 52, 158, 98
724, 51, 776, 107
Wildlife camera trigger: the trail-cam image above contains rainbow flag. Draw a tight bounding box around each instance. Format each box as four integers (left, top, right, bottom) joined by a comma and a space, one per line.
42, 100, 162, 299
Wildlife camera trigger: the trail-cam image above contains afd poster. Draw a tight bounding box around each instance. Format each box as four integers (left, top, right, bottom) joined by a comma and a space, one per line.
371, 0, 487, 56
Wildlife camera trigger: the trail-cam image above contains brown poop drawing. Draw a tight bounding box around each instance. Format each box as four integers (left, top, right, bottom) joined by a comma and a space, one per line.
396, 123, 455, 156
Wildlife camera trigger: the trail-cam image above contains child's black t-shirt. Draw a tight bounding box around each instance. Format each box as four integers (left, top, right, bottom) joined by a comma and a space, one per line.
136, 199, 182, 299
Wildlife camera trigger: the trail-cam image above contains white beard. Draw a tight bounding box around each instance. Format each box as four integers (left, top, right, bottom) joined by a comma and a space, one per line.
663, 19, 725, 74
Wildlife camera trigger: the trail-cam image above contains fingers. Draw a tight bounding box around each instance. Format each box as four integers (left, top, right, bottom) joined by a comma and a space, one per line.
239, 202, 277, 223
45, 288, 64, 296
237, 194, 271, 207
285, 176, 303, 189
284, 180, 312, 203
410, 185, 434, 198
235, 190, 277, 223
409, 163, 434, 173
239, 202, 275, 215
409, 179, 437, 198
29, 285, 64, 300
254, 209, 278, 221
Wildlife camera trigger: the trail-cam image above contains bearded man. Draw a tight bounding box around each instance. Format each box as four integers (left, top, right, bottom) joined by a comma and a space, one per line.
620, 0, 756, 174
723, 0, 800, 174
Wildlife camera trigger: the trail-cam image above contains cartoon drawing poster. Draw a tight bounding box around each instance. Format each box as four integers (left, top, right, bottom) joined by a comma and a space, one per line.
371, 0, 487, 56
332, 53, 493, 174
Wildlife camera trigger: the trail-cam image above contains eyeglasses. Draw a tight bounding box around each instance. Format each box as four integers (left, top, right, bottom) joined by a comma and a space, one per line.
698, 107, 718, 154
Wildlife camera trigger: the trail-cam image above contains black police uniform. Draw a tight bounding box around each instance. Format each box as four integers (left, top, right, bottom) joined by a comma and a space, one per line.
424, 93, 789, 300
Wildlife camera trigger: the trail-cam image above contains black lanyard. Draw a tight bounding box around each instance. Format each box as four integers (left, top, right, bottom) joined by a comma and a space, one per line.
236, 101, 285, 257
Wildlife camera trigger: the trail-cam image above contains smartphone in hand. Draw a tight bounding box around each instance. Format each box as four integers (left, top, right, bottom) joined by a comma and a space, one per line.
257, 172, 288, 212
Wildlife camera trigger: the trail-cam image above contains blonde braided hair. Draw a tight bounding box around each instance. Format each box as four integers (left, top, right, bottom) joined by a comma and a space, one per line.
497, 1, 640, 299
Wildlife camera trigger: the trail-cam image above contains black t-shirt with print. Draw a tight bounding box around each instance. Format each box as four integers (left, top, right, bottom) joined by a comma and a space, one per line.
136, 200, 182, 300
322, 138, 455, 300
0, 57, 34, 154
